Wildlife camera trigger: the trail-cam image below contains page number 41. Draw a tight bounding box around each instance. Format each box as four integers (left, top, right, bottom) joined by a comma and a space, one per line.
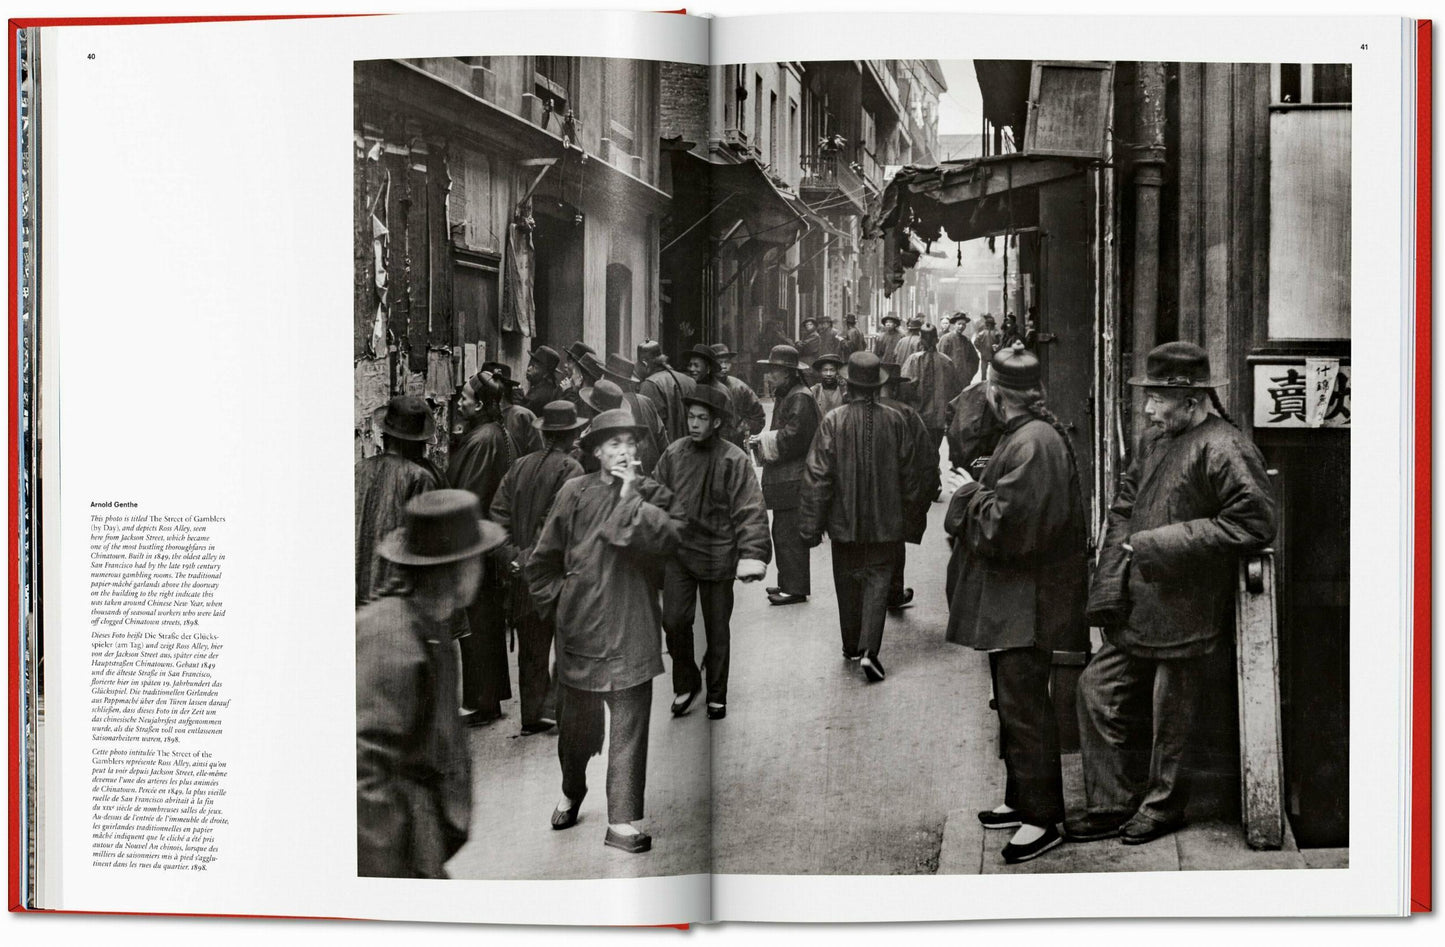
1360, 43, 1368, 50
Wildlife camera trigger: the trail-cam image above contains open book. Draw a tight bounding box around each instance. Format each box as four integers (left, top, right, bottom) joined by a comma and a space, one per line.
10, 7, 1430, 926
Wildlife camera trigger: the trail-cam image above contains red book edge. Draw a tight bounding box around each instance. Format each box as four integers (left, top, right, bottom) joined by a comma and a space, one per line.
1, 10, 695, 928
1413, 17, 1432, 917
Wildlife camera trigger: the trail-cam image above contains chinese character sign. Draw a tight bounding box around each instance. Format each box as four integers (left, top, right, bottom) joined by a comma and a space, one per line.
1253, 360, 1350, 429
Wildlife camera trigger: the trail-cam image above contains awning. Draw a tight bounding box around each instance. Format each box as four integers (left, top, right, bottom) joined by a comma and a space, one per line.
684, 151, 809, 246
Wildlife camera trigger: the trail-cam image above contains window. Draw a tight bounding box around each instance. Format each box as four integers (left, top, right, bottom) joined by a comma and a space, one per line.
1273, 63, 1352, 105
769, 92, 778, 168
606, 263, 633, 359
534, 57, 574, 111
753, 74, 763, 151
605, 59, 639, 158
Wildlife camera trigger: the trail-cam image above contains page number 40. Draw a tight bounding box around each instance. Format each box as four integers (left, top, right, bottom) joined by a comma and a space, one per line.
87, 53, 95, 59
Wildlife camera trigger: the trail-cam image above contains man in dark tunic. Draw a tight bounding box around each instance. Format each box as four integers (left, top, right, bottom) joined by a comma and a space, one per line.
638, 338, 695, 443
562, 342, 604, 418
815, 315, 843, 357
810, 352, 846, 417
943, 342, 1088, 864
580, 378, 666, 476
892, 316, 926, 366
489, 401, 587, 735
682, 343, 731, 397
799, 352, 922, 681
526, 409, 686, 854
356, 490, 505, 877
448, 371, 517, 724
841, 314, 867, 357
711, 342, 767, 451
653, 384, 771, 721
871, 313, 903, 364
1072, 342, 1276, 845
484, 361, 543, 457
794, 317, 822, 369
902, 324, 965, 457
973, 315, 999, 380
878, 363, 938, 611
751, 344, 822, 606
355, 395, 444, 605
939, 313, 980, 385
524, 345, 564, 415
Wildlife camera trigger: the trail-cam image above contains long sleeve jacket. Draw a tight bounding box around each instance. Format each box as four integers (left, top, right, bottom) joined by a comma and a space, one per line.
723, 375, 768, 450
489, 447, 584, 617
448, 419, 515, 515
939, 331, 979, 383
755, 381, 821, 511
880, 395, 939, 544
523, 378, 563, 416
640, 365, 695, 443
943, 415, 1088, 653
1087, 416, 1277, 657
810, 382, 846, 418
355, 453, 442, 605
652, 436, 772, 581
524, 475, 684, 691
870, 328, 902, 363
902, 350, 964, 430
502, 404, 544, 458
798, 397, 921, 545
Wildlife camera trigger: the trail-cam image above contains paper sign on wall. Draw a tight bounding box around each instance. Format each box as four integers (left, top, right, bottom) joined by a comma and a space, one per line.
1252, 360, 1350, 429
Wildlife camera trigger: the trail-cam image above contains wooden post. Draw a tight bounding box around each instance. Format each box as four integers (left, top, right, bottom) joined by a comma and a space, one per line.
1235, 550, 1284, 850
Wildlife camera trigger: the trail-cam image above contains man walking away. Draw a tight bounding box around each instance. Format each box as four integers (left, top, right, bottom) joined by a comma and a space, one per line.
356, 395, 444, 605
943, 342, 1088, 865
892, 317, 926, 365
654, 384, 771, 720
489, 401, 588, 735
902, 323, 964, 459
711, 342, 767, 451
357, 490, 505, 877
799, 352, 921, 681
751, 344, 822, 607
525, 409, 686, 854
1070, 342, 1276, 846
878, 363, 938, 611
638, 338, 695, 443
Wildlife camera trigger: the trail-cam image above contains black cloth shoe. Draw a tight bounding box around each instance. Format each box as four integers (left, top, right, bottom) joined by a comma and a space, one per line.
1119, 814, 1184, 845
604, 828, 652, 854
977, 809, 1023, 830
765, 586, 781, 595
842, 648, 862, 662
462, 706, 503, 728
1063, 812, 1130, 842
706, 703, 726, 720
551, 795, 583, 831
886, 588, 914, 610
768, 592, 808, 606
1001, 825, 1064, 864
520, 719, 556, 736
860, 654, 886, 682
671, 690, 698, 717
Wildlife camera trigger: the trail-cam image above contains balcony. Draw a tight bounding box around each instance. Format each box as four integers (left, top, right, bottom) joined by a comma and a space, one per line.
799, 153, 867, 216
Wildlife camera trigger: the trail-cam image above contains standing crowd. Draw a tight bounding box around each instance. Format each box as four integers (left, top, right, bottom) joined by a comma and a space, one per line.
356, 306, 1277, 876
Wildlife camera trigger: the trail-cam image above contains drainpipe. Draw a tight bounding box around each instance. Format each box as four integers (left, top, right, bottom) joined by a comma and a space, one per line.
1130, 62, 1167, 450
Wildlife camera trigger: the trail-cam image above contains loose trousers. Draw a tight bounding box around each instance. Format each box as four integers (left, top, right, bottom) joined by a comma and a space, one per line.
557, 680, 653, 824
1076, 637, 1207, 826
515, 610, 558, 727
889, 541, 908, 599
661, 562, 735, 704
831, 540, 895, 657
990, 647, 1066, 826
461, 584, 512, 714
770, 507, 811, 596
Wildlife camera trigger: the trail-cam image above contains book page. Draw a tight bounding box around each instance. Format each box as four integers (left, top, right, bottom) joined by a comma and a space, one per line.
36, 9, 713, 926
708, 10, 1408, 921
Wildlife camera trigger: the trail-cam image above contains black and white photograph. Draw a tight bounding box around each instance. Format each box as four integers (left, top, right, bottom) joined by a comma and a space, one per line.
353, 55, 1352, 881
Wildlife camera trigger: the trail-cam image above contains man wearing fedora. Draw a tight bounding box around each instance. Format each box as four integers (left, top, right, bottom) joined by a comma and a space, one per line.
973, 315, 999, 380
841, 314, 866, 357
638, 339, 695, 443
902, 323, 965, 460
794, 316, 822, 369
653, 384, 770, 721
562, 341, 605, 418
524, 345, 564, 416
580, 377, 665, 476
449, 371, 519, 725
710, 342, 767, 452
943, 342, 1088, 864
751, 344, 822, 607
871, 312, 903, 364
815, 314, 843, 358
810, 352, 846, 417
799, 352, 922, 682
525, 408, 686, 854
1070, 341, 1276, 846
878, 362, 938, 611
357, 490, 506, 878
356, 395, 444, 606
892, 316, 927, 366
484, 361, 543, 458
682, 343, 730, 398
939, 313, 979, 385
490, 401, 588, 736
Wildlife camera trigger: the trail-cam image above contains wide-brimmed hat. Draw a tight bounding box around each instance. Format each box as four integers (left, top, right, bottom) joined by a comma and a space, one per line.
1126, 341, 1230, 389
602, 353, 641, 385
812, 352, 845, 371
534, 400, 589, 433
579, 407, 646, 452
880, 314, 901, 327
756, 344, 803, 370
818, 315, 834, 325
377, 490, 506, 566
710, 342, 738, 360
482, 361, 522, 387
565, 341, 597, 365
681, 382, 732, 420
949, 312, 970, 325
529, 345, 561, 374
579, 379, 626, 414
906, 317, 924, 330
684, 344, 721, 370
373, 395, 436, 443
991, 341, 1042, 390
841, 351, 889, 389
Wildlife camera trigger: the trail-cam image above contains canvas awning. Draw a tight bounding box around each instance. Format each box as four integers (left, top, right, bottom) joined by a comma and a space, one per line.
684, 152, 810, 245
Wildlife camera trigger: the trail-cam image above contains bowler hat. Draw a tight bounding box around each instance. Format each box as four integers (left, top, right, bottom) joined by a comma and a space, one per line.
907, 317, 924, 330
949, 312, 970, 325
579, 379, 626, 414
756, 344, 803, 370
880, 314, 901, 327
802, 316, 817, 327
685, 344, 721, 369
841, 351, 888, 389
710, 342, 738, 360
602, 353, 641, 385
373, 395, 436, 443
579, 407, 647, 452
812, 352, 845, 371
534, 400, 589, 433
482, 361, 521, 387
377, 490, 506, 566
565, 341, 597, 365
1127, 341, 1230, 389
991, 341, 1042, 390
529, 345, 561, 374
682, 382, 732, 420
